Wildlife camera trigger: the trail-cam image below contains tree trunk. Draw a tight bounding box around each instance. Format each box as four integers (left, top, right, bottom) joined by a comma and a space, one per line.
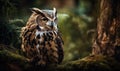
92, 0, 120, 60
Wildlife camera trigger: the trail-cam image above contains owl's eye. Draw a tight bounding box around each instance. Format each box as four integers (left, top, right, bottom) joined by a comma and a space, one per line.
42, 18, 48, 22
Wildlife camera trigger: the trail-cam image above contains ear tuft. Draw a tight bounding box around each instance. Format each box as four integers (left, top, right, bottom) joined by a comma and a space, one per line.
53, 7, 57, 16
30, 7, 42, 14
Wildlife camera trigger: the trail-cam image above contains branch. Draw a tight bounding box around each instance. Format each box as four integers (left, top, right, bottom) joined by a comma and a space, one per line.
0, 45, 120, 71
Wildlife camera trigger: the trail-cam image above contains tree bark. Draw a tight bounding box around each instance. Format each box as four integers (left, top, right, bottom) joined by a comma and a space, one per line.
92, 0, 120, 60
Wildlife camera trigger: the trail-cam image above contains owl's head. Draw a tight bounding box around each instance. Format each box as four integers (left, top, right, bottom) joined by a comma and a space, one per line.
31, 8, 58, 31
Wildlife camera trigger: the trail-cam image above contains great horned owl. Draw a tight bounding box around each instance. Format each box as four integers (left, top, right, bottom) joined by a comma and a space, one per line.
21, 8, 64, 66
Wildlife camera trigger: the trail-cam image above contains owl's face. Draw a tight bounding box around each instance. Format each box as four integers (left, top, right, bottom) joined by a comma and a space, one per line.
31, 8, 58, 31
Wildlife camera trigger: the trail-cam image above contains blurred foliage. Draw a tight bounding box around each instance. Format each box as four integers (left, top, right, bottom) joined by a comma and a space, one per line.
0, 21, 20, 48
58, 11, 92, 62
0, 0, 98, 63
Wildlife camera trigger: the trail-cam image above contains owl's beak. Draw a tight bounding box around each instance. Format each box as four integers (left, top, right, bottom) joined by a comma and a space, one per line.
50, 22, 54, 28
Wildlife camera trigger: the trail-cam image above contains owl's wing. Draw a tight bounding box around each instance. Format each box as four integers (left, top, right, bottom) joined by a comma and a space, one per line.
55, 31, 64, 64
21, 24, 38, 58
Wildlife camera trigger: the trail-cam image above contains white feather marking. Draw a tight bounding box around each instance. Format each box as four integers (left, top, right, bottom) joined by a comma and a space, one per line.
36, 30, 58, 41
36, 44, 40, 52
36, 30, 44, 38
40, 26, 44, 29
40, 32, 44, 36
54, 31, 57, 35
39, 38, 43, 42
46, 21, 51, 26
54, 23, 58, 31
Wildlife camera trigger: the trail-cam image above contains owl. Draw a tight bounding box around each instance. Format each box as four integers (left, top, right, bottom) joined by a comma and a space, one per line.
21, 8, 64, 66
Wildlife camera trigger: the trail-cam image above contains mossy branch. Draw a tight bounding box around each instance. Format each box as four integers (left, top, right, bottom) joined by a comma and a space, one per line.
0, 45, 120, 71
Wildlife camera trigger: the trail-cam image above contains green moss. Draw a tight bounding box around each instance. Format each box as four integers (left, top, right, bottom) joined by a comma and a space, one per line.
0, 45, 30, 70
0, 50, 27, 62
57, 55, 120, 71
0, 45, 120, 71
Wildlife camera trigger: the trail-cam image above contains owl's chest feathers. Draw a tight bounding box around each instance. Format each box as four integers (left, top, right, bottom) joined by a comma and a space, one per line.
35, 30, 57, 42
32, 30, 58, 52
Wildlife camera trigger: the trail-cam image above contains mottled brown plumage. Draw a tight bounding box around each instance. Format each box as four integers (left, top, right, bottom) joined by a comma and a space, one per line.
21, 8, 63, 66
